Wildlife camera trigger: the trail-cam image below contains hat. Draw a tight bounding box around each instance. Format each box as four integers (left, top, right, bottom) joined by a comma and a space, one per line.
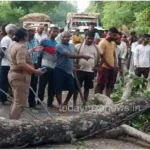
25, 25, 36, 31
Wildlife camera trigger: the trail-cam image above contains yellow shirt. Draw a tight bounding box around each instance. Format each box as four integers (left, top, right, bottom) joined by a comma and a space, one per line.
98, 39, 116, 69
72, 35, 83, 45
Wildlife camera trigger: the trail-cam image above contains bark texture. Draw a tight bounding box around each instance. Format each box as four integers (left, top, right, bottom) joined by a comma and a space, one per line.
0, 95, 150, 148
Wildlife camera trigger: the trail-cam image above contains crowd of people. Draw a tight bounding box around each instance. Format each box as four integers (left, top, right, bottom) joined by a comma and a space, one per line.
0, 22, 150, 120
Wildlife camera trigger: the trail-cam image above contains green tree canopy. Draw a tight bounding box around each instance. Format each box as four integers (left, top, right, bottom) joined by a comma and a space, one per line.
135, 7, 150, 34
49, 1, 77, 27
86, 1, 150, 33
2, 1, 76, 28
0, 2, 24, 26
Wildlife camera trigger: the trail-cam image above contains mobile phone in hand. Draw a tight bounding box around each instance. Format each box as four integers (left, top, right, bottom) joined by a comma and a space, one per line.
41, 67, 47, 73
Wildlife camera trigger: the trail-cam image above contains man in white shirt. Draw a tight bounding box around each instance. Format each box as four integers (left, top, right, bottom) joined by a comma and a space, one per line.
117, 32, 128, 77
129, 36, 144, 73
34, 24, 48, 43
0, 24, 17, 104
134, 34, 150, 80
72, 31, 103, 106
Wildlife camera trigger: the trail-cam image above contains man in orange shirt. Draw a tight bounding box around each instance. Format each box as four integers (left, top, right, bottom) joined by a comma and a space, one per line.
95, 27, 118, 97
72, 29, 83, 45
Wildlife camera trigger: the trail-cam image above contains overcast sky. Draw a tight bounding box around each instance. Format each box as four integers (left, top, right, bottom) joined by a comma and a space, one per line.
69, 0, 90, 12
76, 0, 90, 12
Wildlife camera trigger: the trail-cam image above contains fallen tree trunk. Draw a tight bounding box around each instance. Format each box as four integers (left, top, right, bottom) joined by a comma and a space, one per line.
0, 96, 150, 148
121, 124, 150, 145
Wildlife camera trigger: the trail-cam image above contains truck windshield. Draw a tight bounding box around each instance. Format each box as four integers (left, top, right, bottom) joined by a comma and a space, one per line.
72, 17, 97, 27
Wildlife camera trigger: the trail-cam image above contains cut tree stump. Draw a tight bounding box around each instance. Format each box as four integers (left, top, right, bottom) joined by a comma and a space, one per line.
0, 96, 150, 148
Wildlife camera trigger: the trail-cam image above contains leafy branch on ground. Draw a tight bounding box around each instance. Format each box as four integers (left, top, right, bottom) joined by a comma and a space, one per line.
111, 72, 150, 131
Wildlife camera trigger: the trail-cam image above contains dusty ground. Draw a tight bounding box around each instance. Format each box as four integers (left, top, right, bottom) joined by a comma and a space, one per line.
0, 85, 145, 149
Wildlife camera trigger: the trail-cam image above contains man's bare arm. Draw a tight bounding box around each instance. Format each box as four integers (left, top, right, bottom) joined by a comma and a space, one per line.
63, 51, 92, 61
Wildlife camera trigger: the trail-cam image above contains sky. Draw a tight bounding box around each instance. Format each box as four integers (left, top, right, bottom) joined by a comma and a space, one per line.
71, 0, 90, 12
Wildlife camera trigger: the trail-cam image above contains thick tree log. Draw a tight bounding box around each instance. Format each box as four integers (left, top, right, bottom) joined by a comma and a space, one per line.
0, 96, 150, 148
120, 137, 150, 149
121, 124, 150, 145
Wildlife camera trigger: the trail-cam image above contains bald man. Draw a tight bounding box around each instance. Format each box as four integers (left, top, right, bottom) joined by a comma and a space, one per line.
34, 24, 48, 43
54, 32, 92, 107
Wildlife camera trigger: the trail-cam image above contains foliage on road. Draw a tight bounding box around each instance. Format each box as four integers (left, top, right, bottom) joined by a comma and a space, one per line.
111, 72, 150, 132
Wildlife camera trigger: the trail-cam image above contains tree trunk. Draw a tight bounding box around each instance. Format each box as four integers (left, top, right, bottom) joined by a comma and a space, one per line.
0, 96, 149, 148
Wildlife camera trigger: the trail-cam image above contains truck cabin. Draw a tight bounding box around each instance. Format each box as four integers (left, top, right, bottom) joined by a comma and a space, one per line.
67, 13, 100, 30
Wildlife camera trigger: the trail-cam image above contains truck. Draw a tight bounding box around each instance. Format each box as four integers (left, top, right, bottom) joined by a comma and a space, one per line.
19, 13, 51, 30
65, 12, 104, 33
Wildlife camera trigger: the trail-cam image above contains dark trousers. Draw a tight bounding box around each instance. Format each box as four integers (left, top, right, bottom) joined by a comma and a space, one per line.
135, 67, 149, 79
135, 67, 149, 89
28, 74, 38, 108
0, 66, 10, 102
38, 68, 55, 106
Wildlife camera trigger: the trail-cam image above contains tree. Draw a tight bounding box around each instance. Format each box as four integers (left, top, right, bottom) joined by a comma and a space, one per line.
135, 7, 150, 34
0, 2, 25, 26
10, 1, 35, 14
49, 1, 77, 27
86, 1, 150, 33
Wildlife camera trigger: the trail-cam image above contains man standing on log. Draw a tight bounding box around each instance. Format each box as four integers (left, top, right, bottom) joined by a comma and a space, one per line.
95, 27, 118, 97
54, 32, 92, 107
134, 34, 150, 84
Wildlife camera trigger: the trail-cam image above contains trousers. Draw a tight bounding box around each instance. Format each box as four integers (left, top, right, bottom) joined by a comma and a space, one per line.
9, 79, 30, 120
38, 68, 55, 106
0, 66, 10, 102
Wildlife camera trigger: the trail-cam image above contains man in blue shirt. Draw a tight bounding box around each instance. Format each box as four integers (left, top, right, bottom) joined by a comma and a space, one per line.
54, 31, 92, 107
27, 25, 42, 110
38, 27, 59, 108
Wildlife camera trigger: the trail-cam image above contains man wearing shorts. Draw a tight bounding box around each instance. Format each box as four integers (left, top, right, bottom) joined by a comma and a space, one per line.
73, 31, 103, 106
95, 27, 118, 97
54, 32, 92, 107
